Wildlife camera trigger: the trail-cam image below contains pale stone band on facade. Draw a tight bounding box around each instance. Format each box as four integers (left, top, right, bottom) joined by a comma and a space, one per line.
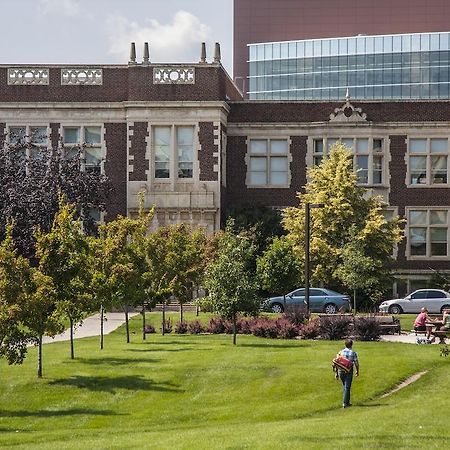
153, 67, 195, 84
61, 68, 103, 85
7, 68, 49, 85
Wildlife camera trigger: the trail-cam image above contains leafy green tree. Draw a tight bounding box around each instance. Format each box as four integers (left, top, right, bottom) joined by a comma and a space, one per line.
257, 236, 301, 304
0, 224, 34, 365
0, 223, 62, 377
283, 143, 403, 304
35, 197, 93, 359
204, 223, 260, 345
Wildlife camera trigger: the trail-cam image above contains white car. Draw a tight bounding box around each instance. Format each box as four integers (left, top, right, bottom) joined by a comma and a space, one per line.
379, 289, 450, 314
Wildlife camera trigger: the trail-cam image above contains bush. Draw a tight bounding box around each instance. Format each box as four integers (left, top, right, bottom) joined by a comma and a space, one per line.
175, 321, 188, 334
238, 317, 254, 334
319, 316, 352, 340
251, 318, 279, 339
298, 318, 320, 339
162, 318, 173, 333
188, 320, 205, 334
144, 324, 156, 334
207, 317, 226, 334
283, 307, 307, 326
275, 317, 299, 339
354, 317, 382, 341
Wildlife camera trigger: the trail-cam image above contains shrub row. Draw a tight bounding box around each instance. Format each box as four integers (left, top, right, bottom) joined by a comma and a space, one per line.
148, 314, 382, 341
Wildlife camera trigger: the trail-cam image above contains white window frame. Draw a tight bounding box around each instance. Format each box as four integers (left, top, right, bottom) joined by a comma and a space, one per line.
245, 137, 291, 188
406, 207, 450, 260
62, 125, 105, 175
151, 124, 197, 182
406, 137, 450, 187
312, 136, 385, 186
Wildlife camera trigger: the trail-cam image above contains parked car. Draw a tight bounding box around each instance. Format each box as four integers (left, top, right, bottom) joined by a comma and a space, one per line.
379, 289, 450, 314
262, 288, 351, 314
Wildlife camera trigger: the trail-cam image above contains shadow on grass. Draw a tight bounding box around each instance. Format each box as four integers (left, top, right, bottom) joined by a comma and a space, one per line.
126, 348, 195, 353
0, 408, 123, 418
49, 375, 183, 394
238, 342, 311, 349
77, 357, 160, 366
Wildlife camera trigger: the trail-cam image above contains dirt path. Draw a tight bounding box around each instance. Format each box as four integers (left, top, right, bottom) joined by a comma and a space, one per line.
380, 370, 428, 398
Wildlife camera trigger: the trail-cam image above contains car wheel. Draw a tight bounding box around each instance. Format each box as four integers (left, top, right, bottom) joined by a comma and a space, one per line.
389, 304, 403, 314
440, 304, 450, 314
323, 303, 337, 314
271, 303, 284, 313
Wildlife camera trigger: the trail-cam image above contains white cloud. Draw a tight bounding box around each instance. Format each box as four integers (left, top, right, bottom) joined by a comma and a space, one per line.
106, 10, 211, 63
39, 0, 81, 17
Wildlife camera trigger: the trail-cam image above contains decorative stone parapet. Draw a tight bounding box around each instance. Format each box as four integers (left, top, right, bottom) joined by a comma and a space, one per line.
61, 68, 103, 85
153, 67, 195, 84
7, 68, 49, 85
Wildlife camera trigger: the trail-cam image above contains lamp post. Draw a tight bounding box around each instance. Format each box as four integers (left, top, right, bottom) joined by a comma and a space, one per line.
305, 202, 324, 318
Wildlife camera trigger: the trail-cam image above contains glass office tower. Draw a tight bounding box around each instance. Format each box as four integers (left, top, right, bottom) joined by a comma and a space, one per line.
248, 32, 450, 100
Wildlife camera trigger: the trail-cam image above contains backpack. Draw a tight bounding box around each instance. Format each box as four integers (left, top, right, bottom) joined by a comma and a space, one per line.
332, 354, 353, 373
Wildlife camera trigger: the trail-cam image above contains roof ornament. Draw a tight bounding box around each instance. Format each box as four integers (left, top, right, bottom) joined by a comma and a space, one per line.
199, 42, 207, 63
142, 42, 150, 65
213, 42, 221, 63
129, 42, 137, 65
329, 88, 367, 122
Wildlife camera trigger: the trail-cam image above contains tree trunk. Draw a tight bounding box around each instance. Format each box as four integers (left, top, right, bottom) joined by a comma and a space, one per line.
180, 302, 183, 323
142, 300, 146, 341
38, 334, 43, 378
162, 302, 166, 336
125, 305, 130, 343
70, 317, 74, 360
196, 285, 200, 316
100, 305, 104, 350
353, 289, 357, 314
232, 313, 237, 345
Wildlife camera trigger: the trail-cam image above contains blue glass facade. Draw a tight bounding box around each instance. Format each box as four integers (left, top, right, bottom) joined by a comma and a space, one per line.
248, 32, 450, 100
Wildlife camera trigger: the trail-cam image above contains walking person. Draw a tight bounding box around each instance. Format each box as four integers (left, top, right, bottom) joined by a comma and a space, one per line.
334, 339, 359, 408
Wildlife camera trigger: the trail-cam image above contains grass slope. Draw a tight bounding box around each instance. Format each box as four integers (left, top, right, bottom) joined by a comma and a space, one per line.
0, 312, 448, 449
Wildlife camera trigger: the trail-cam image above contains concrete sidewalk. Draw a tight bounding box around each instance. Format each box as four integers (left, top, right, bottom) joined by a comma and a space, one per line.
380, 333, 443, 344
42, 312, 140, 344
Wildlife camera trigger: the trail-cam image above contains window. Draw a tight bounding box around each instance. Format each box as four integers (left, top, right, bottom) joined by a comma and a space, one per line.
7, 125, 48, 163
312, 137, 384, 185
248, 138, 289, 187
153, 126, 194, 179
408, 138, 449, 185
408, 208, 449, 258
62, 126, 103, 174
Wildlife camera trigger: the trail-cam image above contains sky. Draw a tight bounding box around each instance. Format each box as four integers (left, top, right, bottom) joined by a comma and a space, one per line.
0, 0, 233, 73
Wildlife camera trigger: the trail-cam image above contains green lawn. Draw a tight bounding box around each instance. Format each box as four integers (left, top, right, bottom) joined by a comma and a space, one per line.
0, 312, 449, 449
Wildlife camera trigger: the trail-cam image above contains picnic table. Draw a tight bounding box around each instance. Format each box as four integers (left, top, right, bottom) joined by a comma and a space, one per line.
425, 318, 450, 344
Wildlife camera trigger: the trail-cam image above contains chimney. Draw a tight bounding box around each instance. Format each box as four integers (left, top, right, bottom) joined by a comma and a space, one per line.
143, 42, 150, 65
199, 42, 207, 63
213, 42, 221, 63
129, 42, 137, 65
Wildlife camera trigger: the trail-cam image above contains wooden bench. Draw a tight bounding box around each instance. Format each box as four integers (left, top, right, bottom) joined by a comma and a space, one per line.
373, 315, 401, 335
431, 330, 450, 344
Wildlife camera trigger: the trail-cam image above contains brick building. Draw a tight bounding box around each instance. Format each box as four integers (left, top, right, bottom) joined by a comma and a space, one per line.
1, 44, 449, 296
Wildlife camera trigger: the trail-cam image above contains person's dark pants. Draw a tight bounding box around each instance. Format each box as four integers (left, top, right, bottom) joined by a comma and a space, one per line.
414, 325, 426, 331
339, 370, 353, 407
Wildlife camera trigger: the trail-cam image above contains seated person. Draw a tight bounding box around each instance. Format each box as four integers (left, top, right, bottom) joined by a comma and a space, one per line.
441, 308, 450, 331
414, 307, 429, 332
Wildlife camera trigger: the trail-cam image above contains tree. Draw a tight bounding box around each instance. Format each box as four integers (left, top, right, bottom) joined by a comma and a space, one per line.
256, 236, 301, 305
204, 223, 260, 345
35, 196, 93, 359
0, 223, 62, 377
283, 143, 403, 304
226, 205, 284, 256
0, 128, 111, 257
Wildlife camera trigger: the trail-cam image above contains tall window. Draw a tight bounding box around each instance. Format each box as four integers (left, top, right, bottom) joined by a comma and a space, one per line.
248, 138, 289, 187
153, 126, 194, 179
408, 209, 449, 257
7, 125, 48, 162
408, 138, 449, 185
63, 126, 103, 174
313, 137, 384, 185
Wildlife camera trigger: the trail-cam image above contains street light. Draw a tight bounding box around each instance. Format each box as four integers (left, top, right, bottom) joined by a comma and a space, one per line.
305, 202, 325, 318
